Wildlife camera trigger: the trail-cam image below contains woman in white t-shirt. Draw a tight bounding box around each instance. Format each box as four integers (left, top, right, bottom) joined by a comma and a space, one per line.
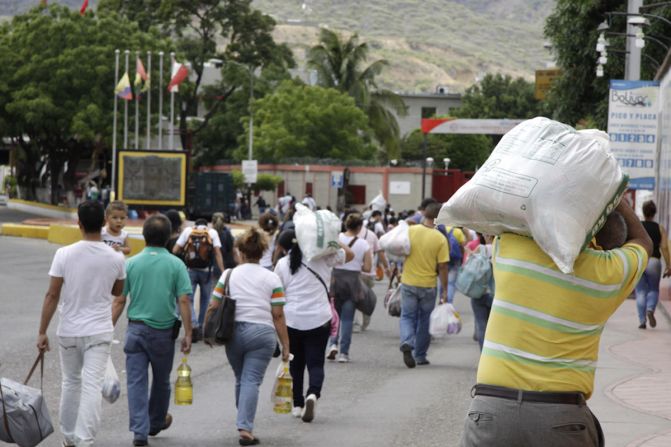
206, 228, 290, 446
327, 213, 372, 363
274, 229, 353, 423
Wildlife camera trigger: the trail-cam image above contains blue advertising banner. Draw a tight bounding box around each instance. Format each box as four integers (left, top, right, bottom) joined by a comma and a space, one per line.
608, 80, 660, 190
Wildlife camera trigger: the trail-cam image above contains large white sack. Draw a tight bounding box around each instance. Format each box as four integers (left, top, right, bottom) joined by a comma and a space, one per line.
436, 117, 627, 274
379, 220, 411, 258
294, 203, 342, 261
369, 192, 386, 212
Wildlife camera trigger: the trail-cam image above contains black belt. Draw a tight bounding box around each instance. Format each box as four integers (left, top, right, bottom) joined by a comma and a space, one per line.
473, 384, 586, 405
128, 319, 147, 325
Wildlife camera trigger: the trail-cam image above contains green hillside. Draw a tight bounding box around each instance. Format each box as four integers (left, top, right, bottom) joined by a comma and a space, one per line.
253, 0, 555, 92
1, 0, 555, 93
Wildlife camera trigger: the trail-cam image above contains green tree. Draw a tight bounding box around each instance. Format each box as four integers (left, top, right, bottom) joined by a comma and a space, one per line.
456, 73, 541, 119
0, 5, 166, 203
544, 1, 671, 129
99, 0, 295, 154
308, 28, 406, 159
400, 130, 492, 171
237, 80, 373, 162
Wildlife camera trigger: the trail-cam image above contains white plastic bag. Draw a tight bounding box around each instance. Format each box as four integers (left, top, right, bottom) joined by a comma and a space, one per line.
429, 303, 462, 337
369, 192, 386, 212
293, 203, 342, 261
379, 220, 410, 258
101, 357, 120, 404
436, 117, 627, 273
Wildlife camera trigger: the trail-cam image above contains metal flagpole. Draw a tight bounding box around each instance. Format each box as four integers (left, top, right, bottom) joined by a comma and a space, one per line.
169, 52, 175, 150
146, 51, 151, 149
111, 49, 120, 201
158, 51, 164, 150
123, 49, 130, 149
134, 50, 140, 149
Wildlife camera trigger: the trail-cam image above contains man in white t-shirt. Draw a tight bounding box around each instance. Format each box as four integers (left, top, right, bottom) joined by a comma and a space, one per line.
37, 200, 126, 447
173, 218, 225, 342
278, 193, 293, 219
301, 193, 317, 211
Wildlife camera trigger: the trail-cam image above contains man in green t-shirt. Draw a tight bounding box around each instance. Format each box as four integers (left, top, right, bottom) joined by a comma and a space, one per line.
112, 214, 193, 447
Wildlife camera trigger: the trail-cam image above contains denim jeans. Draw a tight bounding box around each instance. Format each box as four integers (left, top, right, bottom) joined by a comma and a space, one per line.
636, 257, 662, 324
447, 266, 458, 304
225, 322, 276, 432
329, 299, 355, 355
124, 322, 176, 442
399, 284, 437, 362
189, 269, 212, 328
288, 323, 331, 408
471, 293, 494, 351
58, 332, 112, 447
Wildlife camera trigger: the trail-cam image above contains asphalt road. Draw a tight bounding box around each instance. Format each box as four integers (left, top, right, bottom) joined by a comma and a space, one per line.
0, 204, 43, 223
0, 235, 481, 447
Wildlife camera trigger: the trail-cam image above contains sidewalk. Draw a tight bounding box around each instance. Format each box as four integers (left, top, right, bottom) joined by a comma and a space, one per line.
591, 298, 671, 446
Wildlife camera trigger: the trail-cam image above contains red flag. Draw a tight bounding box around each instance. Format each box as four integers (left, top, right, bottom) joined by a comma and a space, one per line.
80, 0, 89, 15
167, 62, 189, 92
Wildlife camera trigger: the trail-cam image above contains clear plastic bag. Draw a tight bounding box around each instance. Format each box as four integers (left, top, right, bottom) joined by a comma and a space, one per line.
429, 303, 462, 337
271, 358, 293, 414
101, 357, 121, 404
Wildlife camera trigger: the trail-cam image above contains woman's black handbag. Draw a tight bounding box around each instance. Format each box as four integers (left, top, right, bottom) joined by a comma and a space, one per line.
204, 269, 236, 345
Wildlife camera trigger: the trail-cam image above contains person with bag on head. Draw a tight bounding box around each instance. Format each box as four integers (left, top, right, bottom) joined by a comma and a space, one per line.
326, 213, 372, 363
112, 214, 193, 447
173, 218, 225, 343
205, 228, 290, 446
399, 202, 449, 368
274, 230, 353, 423
461, 201, 651, 447
36, 200, 126, 447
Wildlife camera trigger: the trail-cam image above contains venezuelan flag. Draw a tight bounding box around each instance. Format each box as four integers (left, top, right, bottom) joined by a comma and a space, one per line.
115, 73, 133, 101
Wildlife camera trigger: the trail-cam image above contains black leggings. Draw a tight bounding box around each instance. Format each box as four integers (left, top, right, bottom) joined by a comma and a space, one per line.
288, 323, 331, 407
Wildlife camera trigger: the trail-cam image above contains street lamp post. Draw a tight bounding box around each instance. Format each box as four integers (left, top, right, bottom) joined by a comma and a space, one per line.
421, 133, 428, 199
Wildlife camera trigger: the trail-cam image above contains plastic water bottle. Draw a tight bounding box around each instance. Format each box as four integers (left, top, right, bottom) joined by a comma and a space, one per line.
273, 362, 293, 414
174, 357, 192, 405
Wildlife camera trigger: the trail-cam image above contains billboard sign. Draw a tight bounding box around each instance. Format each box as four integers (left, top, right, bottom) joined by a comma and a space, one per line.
607, 80, 660, 190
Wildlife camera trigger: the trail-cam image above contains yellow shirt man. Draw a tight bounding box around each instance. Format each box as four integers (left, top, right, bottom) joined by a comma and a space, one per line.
401, 225, 450, 288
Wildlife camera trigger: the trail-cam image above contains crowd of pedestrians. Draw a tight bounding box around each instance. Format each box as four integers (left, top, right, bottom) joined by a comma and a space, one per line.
35, 192, 660, 446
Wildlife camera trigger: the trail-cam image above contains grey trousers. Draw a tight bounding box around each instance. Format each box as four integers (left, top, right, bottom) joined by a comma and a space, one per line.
461, 395, 604, 447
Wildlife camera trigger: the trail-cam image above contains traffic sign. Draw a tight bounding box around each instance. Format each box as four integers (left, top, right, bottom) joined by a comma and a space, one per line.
242, 160, 257, 184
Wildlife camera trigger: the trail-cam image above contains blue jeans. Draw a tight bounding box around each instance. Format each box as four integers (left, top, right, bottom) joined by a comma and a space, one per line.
329, 299, 355, 355
189, 269, 212, 328
225, 322, 276, 432
447, 265, 458, 304
124, 322, 176, 442
399, 284, 437, 362
636, 257, 662, 324
471, 293, 494, 351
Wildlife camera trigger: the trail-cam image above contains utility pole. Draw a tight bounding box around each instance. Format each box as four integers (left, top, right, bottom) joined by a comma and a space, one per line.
626, 0, 643, 80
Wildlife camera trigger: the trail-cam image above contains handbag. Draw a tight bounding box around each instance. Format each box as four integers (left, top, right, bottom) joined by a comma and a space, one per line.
456, 246, 492, 299
0, 352, 54, 447
203, 269, 236, 345
302, 263, 340, 338
383, 267, 401, 318
355, 281, 377, 316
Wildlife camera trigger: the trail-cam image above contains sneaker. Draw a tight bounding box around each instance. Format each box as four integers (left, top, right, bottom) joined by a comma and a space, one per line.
416, 359, 430, 366
133, 440, 148, 446
352, 321, 362, 333
302, 394, 317, 422
326, 345, 338, 360
361, 314, 371, 331
192, 327, 200, 343
337, 353, 349, 363
647, 310, 657, 328
292, 406, 303, 418
638, 323, 647, 329
149, 413, 172, 436
401, 344, 416, 368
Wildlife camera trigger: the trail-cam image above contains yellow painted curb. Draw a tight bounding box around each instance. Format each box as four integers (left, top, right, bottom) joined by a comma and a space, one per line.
0, 223, 49, 239
47, 224, 81, 246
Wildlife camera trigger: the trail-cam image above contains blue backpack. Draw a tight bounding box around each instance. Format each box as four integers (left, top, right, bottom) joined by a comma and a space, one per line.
437, 224, 463, 266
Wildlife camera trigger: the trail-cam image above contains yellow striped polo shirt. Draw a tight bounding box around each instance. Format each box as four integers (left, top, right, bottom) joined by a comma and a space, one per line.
477, 233, 647, 398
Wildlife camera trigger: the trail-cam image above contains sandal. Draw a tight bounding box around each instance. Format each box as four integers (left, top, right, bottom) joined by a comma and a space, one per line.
239, 436, 260, 446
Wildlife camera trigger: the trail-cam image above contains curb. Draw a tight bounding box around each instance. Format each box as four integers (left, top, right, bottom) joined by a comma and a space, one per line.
0, 223, 49, 239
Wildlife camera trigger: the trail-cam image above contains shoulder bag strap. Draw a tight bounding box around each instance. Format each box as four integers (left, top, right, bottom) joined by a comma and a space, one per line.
302, 263, 330, 299
222, 268, 234, 298
24, 352, 44, 390
348, 236, 358, 248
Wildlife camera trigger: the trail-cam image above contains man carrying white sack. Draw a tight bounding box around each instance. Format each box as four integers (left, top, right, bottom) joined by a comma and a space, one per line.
460, 200, 651, 447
